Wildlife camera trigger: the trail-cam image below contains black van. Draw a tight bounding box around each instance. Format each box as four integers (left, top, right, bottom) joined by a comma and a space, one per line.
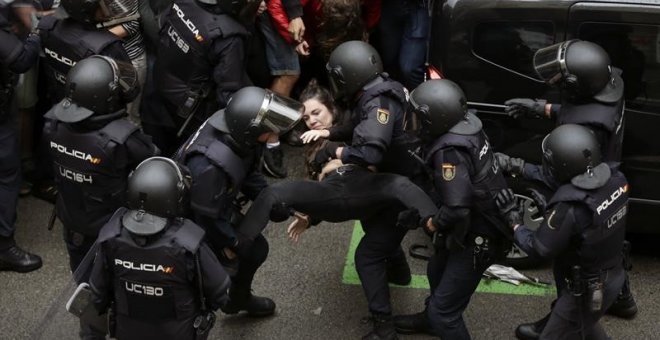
428, 0, 660, 266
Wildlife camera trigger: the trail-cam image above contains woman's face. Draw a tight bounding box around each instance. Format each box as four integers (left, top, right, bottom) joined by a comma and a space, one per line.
302, 98, 333, 130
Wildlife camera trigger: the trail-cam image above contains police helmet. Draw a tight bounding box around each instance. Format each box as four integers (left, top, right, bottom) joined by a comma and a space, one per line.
62, 0, 134, 25
326, 40, 383, 100
533, 40, 623, 103
410, 79, 468, 137
53, 55, 138, 122
124, 157, 191, 236
208, 86, 303, 146
542, 124, 602, 184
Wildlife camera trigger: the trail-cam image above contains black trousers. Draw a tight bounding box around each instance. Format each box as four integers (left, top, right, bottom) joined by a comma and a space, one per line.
0, 104, 20, 238
238, 165, 438, 314
540, 266, 624, 340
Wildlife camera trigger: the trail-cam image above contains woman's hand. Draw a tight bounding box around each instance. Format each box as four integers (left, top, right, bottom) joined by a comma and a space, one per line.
295, 40, 310, 56
318, 159, 343, 181
287, 212, 310, 243
300, 129, 329, 144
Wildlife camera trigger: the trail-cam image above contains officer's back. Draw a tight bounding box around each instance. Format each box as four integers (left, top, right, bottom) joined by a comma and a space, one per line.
89, 157, 230, 340
44, 55, 157, 271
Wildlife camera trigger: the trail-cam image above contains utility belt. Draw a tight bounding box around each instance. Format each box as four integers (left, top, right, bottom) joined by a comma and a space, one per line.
433, 231, 507, 269
566, 264, 618, 313
326, 163, 373, 178
176, 85, 212, 137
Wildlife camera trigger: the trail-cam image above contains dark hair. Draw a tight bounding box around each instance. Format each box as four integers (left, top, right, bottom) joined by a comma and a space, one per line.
317, 0, 366, 60
299, 79, 337, 122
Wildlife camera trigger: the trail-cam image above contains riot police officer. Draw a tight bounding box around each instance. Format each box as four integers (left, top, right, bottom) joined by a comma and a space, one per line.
323, 40, 427, 339
149, 0, 260, 155
496, 124, 628, 340
499, 40, 635, 338
504, 39, 624, 165
393, 79, 511, 339
89, 157, 231, 340
37, 0, 132, 105
0, 3, 42, 272
174, 86, 302, 317
44, 55, 158, 275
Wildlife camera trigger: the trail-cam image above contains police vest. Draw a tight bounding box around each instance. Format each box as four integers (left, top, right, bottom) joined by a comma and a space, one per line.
97, 207, 205, 340
48, 115, 138, 236
38, 16, 124, 103
356, 76, 424, 179
425, 129, 508, 229
548, 166, 628, 272
557, 98, 624, 162
155, 0, 248, 112
176, 122, 255, 217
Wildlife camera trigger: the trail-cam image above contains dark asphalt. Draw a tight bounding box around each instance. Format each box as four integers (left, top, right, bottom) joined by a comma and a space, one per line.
1, 144, 659, 339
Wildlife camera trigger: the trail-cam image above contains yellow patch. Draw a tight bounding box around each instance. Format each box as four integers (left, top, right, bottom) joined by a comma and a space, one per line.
441, 163, 456, 181
376, 108, 390, 125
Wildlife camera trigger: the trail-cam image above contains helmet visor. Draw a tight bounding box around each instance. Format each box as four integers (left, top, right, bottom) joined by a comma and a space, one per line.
326, 63, 346, 100
98, 0, 133, 21
254, 90, 303, 135
94, 55, 138, 99
533, 40, 573, 84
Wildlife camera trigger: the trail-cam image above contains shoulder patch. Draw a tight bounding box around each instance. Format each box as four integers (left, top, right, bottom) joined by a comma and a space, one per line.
376, 108, 390, 125
441, 163, 456, 181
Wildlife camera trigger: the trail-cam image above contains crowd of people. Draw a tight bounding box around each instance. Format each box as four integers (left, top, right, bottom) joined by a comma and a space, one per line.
0, 0, 638, 339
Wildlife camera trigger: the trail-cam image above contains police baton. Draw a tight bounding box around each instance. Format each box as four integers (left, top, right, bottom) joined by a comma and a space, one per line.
467, 102, 511, 116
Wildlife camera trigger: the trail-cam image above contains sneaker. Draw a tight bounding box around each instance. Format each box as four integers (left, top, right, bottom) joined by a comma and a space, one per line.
393, 311, 434, 335
262, 145, 287, 178
0, 245, 43, 273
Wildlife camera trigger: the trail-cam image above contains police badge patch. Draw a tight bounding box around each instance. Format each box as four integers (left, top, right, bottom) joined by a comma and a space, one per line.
442, 163, 456, 181
377, 108, 390, 124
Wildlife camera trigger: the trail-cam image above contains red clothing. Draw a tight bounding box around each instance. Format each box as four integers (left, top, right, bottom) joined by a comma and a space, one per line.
267, 0, 380, 45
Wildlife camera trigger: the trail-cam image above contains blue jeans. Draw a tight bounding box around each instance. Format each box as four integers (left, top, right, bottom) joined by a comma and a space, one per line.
377, 0, 430, 90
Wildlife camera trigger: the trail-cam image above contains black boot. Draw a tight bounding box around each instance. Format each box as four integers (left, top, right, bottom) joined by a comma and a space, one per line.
363, 314, 399, 340
386, 258, 411, 286
0, 236, 42, 273
220, 287, 276, 317
515, 314, 550, 340
393, 311, 434, 335
607, 292, 638, 319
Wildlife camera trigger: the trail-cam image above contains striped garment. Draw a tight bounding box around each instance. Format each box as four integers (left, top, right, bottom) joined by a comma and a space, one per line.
118, 2, 145, 60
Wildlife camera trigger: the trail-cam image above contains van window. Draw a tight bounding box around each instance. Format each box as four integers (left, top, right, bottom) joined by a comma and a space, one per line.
579, 22, 660, 110
473, 21, 555, 79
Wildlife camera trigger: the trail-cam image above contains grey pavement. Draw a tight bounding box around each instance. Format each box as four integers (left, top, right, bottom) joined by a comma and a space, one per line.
1, 144, 659, 339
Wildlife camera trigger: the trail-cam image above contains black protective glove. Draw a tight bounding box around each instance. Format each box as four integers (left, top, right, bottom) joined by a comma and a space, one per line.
528, 188, 547, 216
396, 209, 425, 231
504, 98, 547, 119
495, 188, 524, 228
310, 142, 340, 172
270, 202, 294, 222
494, 152, 525, 177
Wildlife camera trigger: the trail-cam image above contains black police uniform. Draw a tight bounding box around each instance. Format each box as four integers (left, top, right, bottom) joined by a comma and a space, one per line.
149, 0, 251, 155
0, 8, 40, 250
513, 163, 627, 339
89, 207, 231, 340
423, 113, 509, 339
38, 16, 130, 105
175, 120, 270, 297
43, 109, 158, 272
551, 96, 624, 163
339, 74, 427, 317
